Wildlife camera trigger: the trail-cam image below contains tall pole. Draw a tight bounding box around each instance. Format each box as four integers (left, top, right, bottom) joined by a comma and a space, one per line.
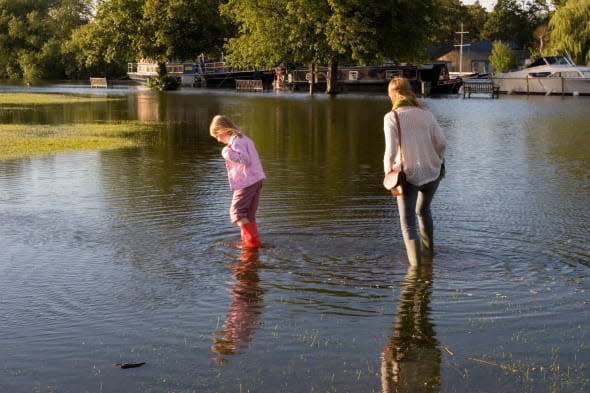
454, 23, 470, 75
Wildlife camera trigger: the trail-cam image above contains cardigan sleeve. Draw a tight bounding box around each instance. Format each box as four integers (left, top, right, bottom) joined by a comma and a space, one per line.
383, 113, 400, 174
222, 136, 251, 165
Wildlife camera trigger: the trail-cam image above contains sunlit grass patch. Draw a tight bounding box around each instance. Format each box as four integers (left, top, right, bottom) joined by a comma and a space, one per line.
0, 122, 160, 161
0, 93, 122, 105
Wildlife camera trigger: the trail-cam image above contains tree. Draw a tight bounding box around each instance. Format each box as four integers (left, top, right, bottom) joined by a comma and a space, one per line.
221, 0, 435, 94
482, 0, 552, 50
430, 0, 466, 46
64, 0, 142, 78
490, 40, 517, 72
482, 0, 532, 48
463, 2, 488, 41
0, 0, 91, 81
548, 0, 590, 65
141, 0, 229, 63
66, 0, 229, 79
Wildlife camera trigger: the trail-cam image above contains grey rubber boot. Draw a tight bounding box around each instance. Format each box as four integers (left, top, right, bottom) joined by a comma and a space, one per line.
404, 239, 422, 266
420, 226, 433, 257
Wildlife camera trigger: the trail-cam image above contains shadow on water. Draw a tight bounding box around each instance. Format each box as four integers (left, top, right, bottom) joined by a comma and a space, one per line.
0, 84, 589, 392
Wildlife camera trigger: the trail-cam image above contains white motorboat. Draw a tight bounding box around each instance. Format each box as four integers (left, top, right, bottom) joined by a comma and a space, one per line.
493, 55, 590, 96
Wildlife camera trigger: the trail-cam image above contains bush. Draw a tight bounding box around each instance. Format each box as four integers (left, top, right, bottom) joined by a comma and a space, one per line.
147, 75, 181, 91
490, 41, 517, 74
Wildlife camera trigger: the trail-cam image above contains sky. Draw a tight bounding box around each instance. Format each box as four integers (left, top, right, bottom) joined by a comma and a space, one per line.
461, 0, 496, 11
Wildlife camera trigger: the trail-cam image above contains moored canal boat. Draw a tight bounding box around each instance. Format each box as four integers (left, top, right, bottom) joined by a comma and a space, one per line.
283, 62, 462, 95
127, 60, 274, 89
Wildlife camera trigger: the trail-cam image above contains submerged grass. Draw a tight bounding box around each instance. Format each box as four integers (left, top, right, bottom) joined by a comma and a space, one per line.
0, 122, 160, 161
0, 92, 122, 105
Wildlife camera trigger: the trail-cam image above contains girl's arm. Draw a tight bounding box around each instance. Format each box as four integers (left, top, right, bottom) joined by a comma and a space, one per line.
383, 114, 399, 174
430, 115, 446, 160
222, 137, 251, 165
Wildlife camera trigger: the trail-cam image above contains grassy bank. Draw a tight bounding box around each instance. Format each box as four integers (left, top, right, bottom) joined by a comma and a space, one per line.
0, 92, 122, 105
0, 123, 159, 161
0, 93, 159, 161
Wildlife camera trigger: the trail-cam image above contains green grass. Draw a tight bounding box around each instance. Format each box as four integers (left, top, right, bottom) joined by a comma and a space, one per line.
0, 122, 159, 161
0, 92, 122, 105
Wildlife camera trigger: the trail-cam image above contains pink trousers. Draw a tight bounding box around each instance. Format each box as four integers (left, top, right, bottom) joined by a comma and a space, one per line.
230, 180, 263, 223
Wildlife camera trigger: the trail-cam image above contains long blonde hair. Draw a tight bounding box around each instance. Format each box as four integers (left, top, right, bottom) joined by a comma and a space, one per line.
209, 114, 243, 139
388, 77, 424, 110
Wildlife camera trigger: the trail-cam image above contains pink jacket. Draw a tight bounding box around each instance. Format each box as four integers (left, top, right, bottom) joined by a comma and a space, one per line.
222, 135, 265, 191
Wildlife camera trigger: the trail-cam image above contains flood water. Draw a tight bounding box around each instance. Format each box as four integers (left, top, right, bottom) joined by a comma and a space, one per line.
1, 83, 589, 393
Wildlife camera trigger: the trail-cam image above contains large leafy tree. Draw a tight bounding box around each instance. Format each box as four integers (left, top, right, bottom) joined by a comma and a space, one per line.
0, 0, 91, 81
64, 0, 141, 77
232, 0, 436, 64
482, 0, 532, 48
548, 0, 590, 65
66, 0, 229, 77
426, 0, 488, 58
221, 0, 435, 93
482, 0, 552, 49
141, 0, 229, 62
463, 2, 489, 41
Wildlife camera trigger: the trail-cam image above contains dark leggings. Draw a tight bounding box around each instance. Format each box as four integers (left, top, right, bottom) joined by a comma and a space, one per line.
396, 178, 440, 241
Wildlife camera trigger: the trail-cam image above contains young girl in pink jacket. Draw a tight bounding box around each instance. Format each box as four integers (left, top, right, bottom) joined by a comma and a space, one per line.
209, 115, 265, 248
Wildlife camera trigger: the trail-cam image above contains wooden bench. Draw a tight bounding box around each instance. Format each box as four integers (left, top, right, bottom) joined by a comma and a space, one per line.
89, 77, 109, 88
463, 79, 499, 98
235, 79, 264, 92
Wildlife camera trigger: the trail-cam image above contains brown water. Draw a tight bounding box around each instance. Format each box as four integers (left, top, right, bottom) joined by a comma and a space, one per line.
1, 83, 589, 393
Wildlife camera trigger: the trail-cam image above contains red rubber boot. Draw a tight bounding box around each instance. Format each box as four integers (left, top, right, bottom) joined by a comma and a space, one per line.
240, 222, 261, 249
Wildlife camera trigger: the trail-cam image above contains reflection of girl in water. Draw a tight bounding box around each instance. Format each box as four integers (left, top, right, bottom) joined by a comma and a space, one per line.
212, 249, 265, 364
381, 263, 441, 392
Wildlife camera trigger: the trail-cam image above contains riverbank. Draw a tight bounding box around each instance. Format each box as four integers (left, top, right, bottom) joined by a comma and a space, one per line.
0, 92, 122, 105
0, 93, 158, 161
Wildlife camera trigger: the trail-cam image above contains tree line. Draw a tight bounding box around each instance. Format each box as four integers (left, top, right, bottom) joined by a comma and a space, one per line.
0, 0, 588, 83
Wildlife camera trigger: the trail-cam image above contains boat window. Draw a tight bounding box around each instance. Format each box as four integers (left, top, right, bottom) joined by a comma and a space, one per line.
385, 70, 402, 80
529, 72, 551, 77
527, 58, 547, 67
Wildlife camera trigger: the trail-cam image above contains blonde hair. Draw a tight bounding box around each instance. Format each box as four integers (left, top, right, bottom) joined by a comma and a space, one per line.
388, 77, 424, 109
209, 114, 243, 139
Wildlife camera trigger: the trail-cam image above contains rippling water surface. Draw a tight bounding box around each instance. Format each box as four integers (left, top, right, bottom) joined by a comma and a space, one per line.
1, 84, 589, 393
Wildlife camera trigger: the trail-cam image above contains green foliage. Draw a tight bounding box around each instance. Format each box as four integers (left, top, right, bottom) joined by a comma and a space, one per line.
146, 75, 181, 91
481, 0, 551, 49
490, 40, 517, 73
548, 0, 590, 65
18, 52, 43, 83
2, 0, 587, 82
141, 0, 229, 62
221, 0, 436, 69
464, 2, 489, 41
65, 0, 228, 78
0, 0, 91, 80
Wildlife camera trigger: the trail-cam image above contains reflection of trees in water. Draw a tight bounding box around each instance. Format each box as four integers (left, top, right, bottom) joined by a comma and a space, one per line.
381, 263, 440, 393
212, 249, 265, 364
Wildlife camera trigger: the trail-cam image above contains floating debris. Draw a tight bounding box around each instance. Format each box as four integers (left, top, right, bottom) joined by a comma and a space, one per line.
113, 362, 146, 369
